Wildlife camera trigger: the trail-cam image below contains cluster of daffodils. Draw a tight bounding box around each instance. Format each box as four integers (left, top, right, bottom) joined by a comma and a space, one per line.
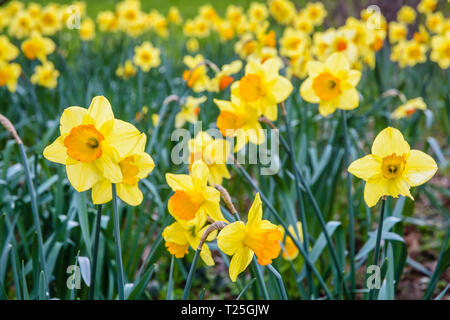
116, 41, 161, 79
43, 96, 155, 206
389, 1, 450, 69
163, 159, 283, 281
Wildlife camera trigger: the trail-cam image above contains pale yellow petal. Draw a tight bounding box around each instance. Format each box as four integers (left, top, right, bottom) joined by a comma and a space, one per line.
91, 179, 112, 204
105, 119, 141, 158
192, 160, 209, 187
59, 106, 87, 135
338, 88, 359, 110
300, 77, 320, 103
117, 183, 143, 206
348, 155, 382, 181
217, 221, 246, 255
271, 76, 293, 103
247, 193, 262, 227
43, 136, 68, 164
371, 127, 410, 158
403, 150, 438, 187
166, 173, 194, 191
87, 96, 114, 128
95, 146, 122, 183
66, 162, 101, 192
229, 247, 254, 282
162, 222, 189, 245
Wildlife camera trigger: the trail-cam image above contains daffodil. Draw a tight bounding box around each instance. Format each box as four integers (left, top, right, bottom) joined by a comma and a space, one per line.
182, 54, 211, 92
430, 33, 450, 69
232, 57, 293, 121
21, 32, 55, 61
91, 133, 154, 206
188, 131, 231, 185
30, 61, 59, 89
166, 160, 225, 222
391, 98, 427, 119
248, 3, 268, 22
175, 96, 207, 128
97, 11, 119, 32
302, 2, 327, 26
397, 6, 416, 24
269, 0, 296, 26
167, 6, 182, 25
79, 18, 96, 41
8, 11, 34, 39
388, 22, 408, 44
0, 35, 19, 62
426, 12, 444, 34
116, 59, 137, 79
280, 28, 310, 58
0, 61, 21, 92
133, 41, 161, 72
418, 0, 438, 15
280, 222, 304, 260
217, 193, 282, 282
391, 40, 427, 68
43, 96, 141, 192
348, 127, 438, 207
40, 6, 62, 36
208, 60, 242, 92
162, 213, 217, 266
300, 52, 361, 116
214, 97, 265, 152
186, 38, 199, 53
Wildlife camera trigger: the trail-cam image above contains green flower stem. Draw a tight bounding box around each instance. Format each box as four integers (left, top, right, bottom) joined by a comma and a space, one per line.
341, 110, 356, 298
112, 184, 125, 300
89, 205, 102, 300
369, 198, 386, 300
18, 143, 49, 298
182, 248, 200, 300
280, 103, 314, 297
267, 264, 288, 300
233, 163, 333, 300
166, 255, 175, 300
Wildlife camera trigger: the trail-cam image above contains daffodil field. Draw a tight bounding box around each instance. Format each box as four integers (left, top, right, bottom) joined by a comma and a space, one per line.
0, 0, 449, 302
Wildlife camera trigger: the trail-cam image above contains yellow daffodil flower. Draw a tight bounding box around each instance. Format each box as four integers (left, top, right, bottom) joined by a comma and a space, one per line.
214, 97, 265, 152
208, 60, 242, 92
232, 57, 293, 121
79, 18, 96, 41
186, 38, 199, 53
0, 61, 21, 92
388, 22, 408, 44
0, 35, 19, 62
248, 3, 268, 22
43, 96, 141, 192
116, 59, 137, 79
300, 52, 361, 116
418, 0, 438, 15
281, 222, 304, 261
391, 40, 427, 68
391, 98, 427, 119
302, 2, 327, 26
188, 131, 231, 185
166, 160, 225, 222
40, 6, 62, 36
21, 32, 55, 61
217, 193, 282, 282
92, 133, 154, 206
280, 28, 310, 58
182, 54, 211, 92
348, 127, 438, 207
97, 11, 119, 32
175, 96, 207, 128
167, 6, 182, 25
397, 6, 417, 24
133, 41, 161, 72
30, 61, 59, 89
430, 33, 450, 69
426, 12, 444, 34
162, 213, 217, 266
269, 0, 296, 26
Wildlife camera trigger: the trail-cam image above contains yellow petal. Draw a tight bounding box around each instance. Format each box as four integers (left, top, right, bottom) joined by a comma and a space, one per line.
348, 155, 382, 181
162, 222, 188, 245
364, 178, 387, 208
300, 77, 320, 103
192, 160, 209, 187
105, 119, 141, 158
217, 221, 246, 255
66, 162, 101, 192
326, 52, 350, 73
229, 247, 254, 282
87, 96, 114, 128
262, 58, 280, 82
271, 76, 293, 103
306, 60, 325, 77
247, 193, 262, 227
403, 150, 438, 187
91, 179, 112, 204
59, 106, 87, 135
165, 173, 193, 191
117, 183, 143, 206
202, 200, 226, 222
95, 146, 122, 183
135, 152, 155, 179
347, 70, 362, 87
371, 127, 410, 158
318, 100, 337, 116
338, 88, 359, 110
43, 136, 68, 164
199, 243, 215, 266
